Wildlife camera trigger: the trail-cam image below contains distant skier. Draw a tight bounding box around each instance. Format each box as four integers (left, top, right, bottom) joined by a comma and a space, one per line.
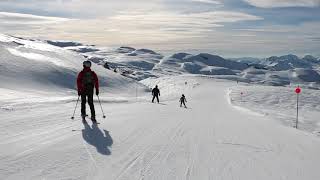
151, 85, 160, 103
77, 60, 99, 123
179, 94, 187, 108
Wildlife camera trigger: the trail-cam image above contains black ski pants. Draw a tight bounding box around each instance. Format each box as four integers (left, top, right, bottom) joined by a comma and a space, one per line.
152, 95, 159, 103
81, 89, 95, 118
180, 101, 186, 107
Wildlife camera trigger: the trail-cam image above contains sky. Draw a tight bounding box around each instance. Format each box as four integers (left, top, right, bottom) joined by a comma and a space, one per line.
0, 0, 319, 57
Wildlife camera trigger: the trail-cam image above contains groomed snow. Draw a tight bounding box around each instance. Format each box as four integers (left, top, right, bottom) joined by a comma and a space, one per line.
1, 76, 320, 180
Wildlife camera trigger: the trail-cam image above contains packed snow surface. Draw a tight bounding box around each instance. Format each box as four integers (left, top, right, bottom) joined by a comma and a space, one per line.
1, 76, 320, 180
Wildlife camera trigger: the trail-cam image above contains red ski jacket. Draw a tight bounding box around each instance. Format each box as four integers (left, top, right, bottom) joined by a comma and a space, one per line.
77, 67, 99, 94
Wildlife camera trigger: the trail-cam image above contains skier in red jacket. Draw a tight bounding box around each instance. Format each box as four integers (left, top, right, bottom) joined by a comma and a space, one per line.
77, 61, 99, 123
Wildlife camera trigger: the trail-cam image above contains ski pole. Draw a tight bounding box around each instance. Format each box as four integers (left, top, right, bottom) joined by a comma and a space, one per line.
71, 96, 80, 119
97, 95, 106, 118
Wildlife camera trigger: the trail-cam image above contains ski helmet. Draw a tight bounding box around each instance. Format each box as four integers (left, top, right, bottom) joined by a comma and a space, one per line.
83, 61, 91, 68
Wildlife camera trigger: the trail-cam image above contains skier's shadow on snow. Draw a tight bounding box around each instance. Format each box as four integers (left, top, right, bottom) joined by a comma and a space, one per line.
82, 123, 113, 155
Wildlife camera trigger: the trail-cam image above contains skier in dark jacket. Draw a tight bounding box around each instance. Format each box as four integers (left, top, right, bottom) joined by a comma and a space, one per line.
151, 85, 160, 103
77, 61, 99, 123
179, 94, 187, 108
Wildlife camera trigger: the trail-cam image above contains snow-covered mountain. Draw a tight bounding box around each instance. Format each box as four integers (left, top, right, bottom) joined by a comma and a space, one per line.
41, 38, 320, 89
263, 54, 313, 71
0, 34, 148, 110
154, 53, 248, 76
44, 39, 320, 89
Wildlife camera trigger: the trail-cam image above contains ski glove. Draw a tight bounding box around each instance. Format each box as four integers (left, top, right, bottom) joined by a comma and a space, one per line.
78, 91, 81, 96
96, 90, 99, 96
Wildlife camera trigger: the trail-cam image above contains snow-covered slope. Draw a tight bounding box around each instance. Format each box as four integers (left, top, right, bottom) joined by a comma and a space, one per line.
2, 76, 320, 180
0, 34, 148, 109
229, 83, 320, 134
54, 43, 163, 80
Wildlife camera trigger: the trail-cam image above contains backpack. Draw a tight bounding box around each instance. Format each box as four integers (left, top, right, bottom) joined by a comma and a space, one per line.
152, 88, 159, 95
82, 71, 94, 86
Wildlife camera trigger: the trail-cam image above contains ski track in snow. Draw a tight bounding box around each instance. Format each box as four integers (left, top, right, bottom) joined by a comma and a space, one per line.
1, 77, 320, 180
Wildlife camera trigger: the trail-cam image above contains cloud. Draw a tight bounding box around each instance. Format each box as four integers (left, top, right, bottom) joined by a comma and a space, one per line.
0, 12, 73, 41
0, 10, 261, 32
0, 10, 262, 51
0, 12, 70, 25
191, 0, 222, 5
244, 0, 320, 8
0, 0, 167, 18
109, 10, 262, 30
0, 1, 319, 57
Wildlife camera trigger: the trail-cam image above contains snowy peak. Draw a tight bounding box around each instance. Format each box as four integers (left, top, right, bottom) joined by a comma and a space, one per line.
302, 55, 320, 64
264, 54, 313, 71
184, 53, 248, 70
156, 52, 248, 76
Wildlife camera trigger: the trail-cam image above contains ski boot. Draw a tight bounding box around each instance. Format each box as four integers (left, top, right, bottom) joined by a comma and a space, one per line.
91, 117, 97, 124
81, 114, 87, 124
